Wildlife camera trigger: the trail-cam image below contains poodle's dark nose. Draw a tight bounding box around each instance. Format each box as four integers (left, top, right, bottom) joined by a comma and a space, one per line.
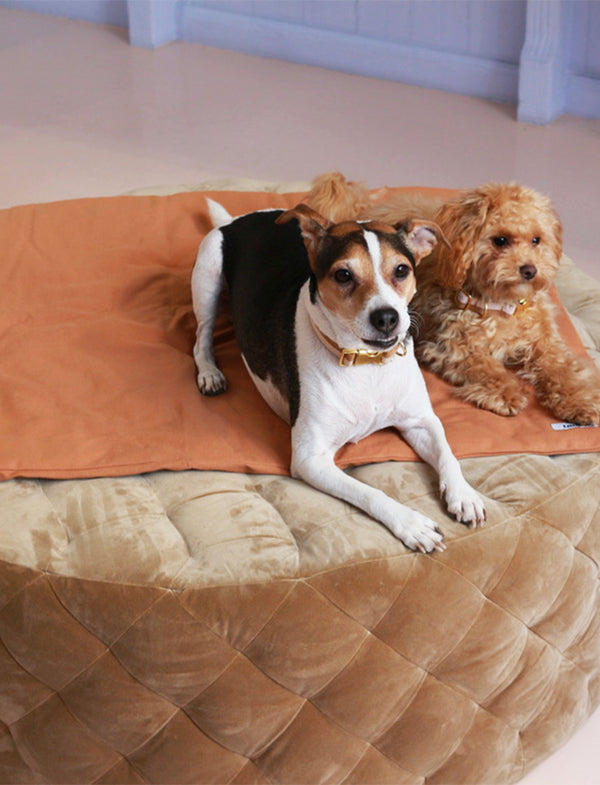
519, 264, 537, 281
370, 307, 399, 336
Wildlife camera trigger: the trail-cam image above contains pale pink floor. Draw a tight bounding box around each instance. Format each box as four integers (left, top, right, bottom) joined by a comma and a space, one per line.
1, 8, 600, 784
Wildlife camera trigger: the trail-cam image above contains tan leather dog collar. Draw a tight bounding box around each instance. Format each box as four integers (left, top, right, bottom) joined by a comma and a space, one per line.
312, 323, 407, 366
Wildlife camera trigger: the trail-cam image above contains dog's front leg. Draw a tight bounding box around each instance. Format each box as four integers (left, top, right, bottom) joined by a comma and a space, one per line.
522, 346, 600, 426
455, 356, 530, 416
424, 345, 530, 416
400, 415, 486, 528
291, 452, 445, 552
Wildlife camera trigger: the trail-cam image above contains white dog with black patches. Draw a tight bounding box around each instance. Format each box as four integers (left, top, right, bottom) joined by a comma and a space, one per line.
192, 200, 486, 552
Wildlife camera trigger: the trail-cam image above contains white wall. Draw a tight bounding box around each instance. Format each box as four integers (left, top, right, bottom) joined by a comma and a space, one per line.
0, 0, 128, 27
2, 0, 598, 124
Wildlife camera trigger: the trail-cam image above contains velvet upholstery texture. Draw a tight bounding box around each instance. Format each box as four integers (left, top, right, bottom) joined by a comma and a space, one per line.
1, 182, 600, 785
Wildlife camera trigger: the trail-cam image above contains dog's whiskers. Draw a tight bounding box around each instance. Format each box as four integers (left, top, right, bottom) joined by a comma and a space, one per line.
409, 308, 423, 338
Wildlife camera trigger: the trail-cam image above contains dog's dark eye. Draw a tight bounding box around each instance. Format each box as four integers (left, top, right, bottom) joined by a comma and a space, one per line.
492, 236, 508, 247
333, 268, 353, 284
532, 236, 541, 245
394, 264, 411, 281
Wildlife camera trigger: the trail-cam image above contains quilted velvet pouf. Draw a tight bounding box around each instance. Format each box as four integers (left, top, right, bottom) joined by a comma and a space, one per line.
1, 448, 600, 784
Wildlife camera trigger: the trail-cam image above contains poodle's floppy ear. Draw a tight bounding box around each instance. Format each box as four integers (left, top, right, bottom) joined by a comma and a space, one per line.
433, 191, 491, 289
542, 198, 563, 261
276, 204, 332, 268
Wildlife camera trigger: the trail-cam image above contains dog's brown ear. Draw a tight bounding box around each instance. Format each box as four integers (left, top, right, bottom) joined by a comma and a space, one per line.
433, 192, 491, 289
276, 204, 331, 264
396, 218, 449, 263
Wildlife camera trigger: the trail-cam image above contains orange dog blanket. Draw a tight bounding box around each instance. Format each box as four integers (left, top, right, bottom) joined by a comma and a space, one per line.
1, 189, 598, 480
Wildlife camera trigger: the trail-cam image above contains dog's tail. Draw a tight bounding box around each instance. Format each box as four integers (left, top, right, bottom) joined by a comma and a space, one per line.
305, 171, 372, 222
206, 198, 233, 229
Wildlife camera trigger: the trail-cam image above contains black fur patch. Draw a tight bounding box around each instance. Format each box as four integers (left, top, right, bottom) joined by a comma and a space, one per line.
220, 210, 309, 426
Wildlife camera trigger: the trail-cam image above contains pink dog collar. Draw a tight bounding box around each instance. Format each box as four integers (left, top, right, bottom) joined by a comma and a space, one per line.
455, 290, 529, 317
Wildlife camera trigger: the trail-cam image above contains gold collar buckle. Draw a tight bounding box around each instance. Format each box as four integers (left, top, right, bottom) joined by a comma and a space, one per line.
339, 348, 385, 367
311, 319, 407, 366
338, 342, 407, 366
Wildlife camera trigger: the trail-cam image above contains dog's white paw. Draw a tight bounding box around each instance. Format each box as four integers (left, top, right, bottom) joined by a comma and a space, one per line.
366, 494, 446, 552
442, 480, 486, 528
389, 512, 446, 553
197, 366, 227, 396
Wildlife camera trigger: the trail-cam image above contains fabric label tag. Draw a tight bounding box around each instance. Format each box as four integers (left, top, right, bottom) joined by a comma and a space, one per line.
552, 422, 599, 431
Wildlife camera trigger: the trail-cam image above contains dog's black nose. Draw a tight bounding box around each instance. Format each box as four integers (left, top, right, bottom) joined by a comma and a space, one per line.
519, 264, 537, 280
370, 307, 399, 335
